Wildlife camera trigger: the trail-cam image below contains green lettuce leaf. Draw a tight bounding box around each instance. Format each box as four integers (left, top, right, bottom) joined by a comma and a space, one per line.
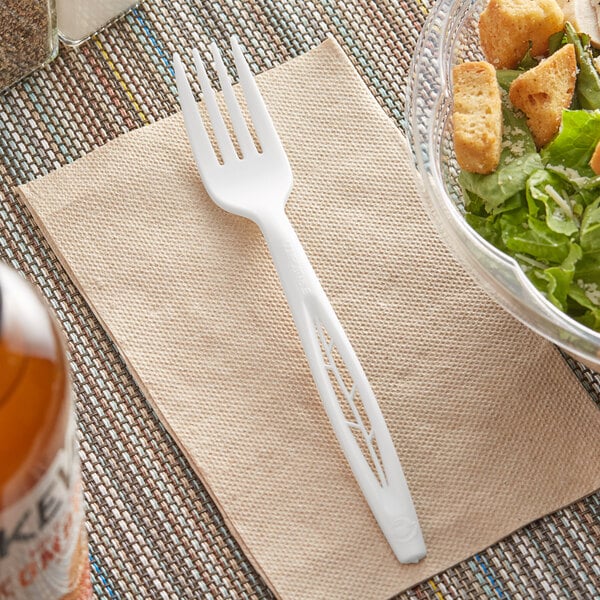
580, 198, 600, 252
565, 22, 600, 110
574, 249, 600, 285
526, 169, 579, 236
546, 165, 600, 210
541, 109, 600, 175
517, 43, 539, 70
526, 243, 582, 309
500, 215, 571, 264
548, 30, 567, 55
567, 281, 600, 328
465, 213, 505, 250
496, 70, 521, 92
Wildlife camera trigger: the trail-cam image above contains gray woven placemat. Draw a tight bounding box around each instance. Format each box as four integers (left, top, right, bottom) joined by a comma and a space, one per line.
0, 1, 598, 598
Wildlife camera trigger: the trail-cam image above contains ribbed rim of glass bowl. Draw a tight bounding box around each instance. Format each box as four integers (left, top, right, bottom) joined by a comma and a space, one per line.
403, 0, 600, 369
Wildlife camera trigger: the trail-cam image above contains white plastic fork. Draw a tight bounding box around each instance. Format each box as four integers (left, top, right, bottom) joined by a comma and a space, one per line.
173, 37, 426, 564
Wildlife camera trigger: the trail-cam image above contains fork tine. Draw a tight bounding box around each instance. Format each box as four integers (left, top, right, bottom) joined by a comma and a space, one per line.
173, 53, 219, 172
209, 42, 256, 158
230, 36, 281, 152
192, 49, 237, 163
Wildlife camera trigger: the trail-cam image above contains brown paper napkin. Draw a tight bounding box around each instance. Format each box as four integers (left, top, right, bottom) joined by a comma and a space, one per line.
18, 39, 600, 599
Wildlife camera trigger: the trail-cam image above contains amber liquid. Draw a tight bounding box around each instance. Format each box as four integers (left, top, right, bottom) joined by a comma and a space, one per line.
0, 320, 69, 510
0, 268, 91, 599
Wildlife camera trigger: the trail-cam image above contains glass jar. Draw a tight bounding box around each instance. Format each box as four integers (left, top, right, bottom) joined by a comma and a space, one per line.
0, 263, 92, 598
56, 0, 140, 46
0, 0, 58, 93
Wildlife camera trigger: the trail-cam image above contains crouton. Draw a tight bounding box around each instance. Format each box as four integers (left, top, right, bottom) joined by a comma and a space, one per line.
452, 61, 502, 174
508, 44, 577, 148
479, 0, 564, 69
590, 140, 600, 174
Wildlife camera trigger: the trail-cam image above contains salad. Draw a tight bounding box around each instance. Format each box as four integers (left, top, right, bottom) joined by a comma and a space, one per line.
460, 23, 600, 331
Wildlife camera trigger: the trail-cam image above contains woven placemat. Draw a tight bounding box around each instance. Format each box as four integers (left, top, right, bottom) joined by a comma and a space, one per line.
0, 1, 598, 598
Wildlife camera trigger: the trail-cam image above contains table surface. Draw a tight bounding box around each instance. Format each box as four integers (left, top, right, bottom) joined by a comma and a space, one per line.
1, 1, 599, 598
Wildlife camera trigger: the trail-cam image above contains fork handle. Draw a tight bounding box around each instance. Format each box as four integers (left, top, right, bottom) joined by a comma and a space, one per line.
258, 210, 426, 564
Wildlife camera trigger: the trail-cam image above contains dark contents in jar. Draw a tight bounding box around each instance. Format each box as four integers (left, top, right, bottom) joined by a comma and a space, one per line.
0, 0, 55, 90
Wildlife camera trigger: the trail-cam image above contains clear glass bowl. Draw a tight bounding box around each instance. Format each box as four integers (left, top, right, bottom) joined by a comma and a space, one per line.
405, 0, 600, 370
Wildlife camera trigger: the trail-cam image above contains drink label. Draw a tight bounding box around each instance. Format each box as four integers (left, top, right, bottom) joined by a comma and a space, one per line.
0, 413, 91, 599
